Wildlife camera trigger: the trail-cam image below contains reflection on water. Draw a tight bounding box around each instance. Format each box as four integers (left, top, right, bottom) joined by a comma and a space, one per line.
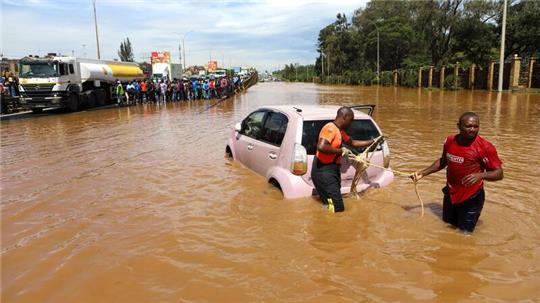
1, 83, 539, 302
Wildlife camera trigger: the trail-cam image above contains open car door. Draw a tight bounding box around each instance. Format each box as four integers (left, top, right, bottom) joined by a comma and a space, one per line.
350, 104, 375, 116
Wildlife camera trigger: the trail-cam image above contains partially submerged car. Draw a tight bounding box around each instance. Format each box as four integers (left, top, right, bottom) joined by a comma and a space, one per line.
226, 105, 393, 199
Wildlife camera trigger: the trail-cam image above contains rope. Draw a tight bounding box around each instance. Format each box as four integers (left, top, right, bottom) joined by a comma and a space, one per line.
349, 138, 425, 216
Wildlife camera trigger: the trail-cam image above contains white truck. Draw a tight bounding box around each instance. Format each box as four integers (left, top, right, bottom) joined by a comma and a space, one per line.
151, 63, 183, 80
18, 56, 143, 113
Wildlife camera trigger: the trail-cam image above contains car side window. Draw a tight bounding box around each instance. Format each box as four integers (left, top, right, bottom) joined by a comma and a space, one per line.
240, 111, 267, 139
261, 112, 288, 146
69, 64, 74, 74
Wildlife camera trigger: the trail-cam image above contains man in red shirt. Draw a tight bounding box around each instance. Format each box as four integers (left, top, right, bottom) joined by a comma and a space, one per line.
312, 107, 376, 213
412, 112, 503, 232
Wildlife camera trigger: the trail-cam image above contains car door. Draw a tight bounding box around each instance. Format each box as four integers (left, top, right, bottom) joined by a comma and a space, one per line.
235, 110, 268, 170
251, 111, 288, 176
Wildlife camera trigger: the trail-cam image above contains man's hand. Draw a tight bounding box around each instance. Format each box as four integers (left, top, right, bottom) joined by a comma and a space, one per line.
462, 173, 483, 186
341, 147, 353, 157
410, 171, 423, 182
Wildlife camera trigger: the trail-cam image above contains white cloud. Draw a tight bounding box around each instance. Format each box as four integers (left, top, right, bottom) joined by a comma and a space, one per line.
1, 0, 367, 71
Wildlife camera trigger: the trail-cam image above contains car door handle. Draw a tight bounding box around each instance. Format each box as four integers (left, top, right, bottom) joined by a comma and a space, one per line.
247, 144, 254, 150
268, 152, 277, 160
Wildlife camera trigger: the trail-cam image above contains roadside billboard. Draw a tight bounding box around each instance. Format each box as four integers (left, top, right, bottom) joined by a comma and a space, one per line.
207, 60, 218, 71
151, 51, 171, 64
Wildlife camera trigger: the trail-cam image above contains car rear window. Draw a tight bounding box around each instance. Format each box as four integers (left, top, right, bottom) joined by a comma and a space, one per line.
301, 120, 381, 155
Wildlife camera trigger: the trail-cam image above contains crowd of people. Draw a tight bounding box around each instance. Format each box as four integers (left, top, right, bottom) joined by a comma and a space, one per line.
115, 75, 246, 106
0, 71, 19, 98
1, 72, 20, 114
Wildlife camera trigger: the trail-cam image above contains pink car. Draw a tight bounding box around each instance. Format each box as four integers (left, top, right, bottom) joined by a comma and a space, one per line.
226, 105, 394, 199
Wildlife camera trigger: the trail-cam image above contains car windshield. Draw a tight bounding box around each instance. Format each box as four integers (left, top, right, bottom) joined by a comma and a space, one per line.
19, 61, 59, 78
301, 119, 381, 155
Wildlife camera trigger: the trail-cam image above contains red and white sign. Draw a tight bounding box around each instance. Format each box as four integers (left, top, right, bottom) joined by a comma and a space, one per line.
151, 51, 171, 64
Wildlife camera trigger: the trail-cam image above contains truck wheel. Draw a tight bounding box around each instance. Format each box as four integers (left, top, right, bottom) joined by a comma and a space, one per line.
31, 108, 43, 113
96, 90, 105, 106
69, 93, 79, 112
87, 93, 96, 108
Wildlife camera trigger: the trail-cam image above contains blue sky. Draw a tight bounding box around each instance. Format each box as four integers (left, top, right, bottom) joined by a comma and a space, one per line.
1, 0, 367, 71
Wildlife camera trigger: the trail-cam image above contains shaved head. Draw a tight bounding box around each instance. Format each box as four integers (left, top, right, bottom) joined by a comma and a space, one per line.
337, 106, 353, 118
335, 106, 354, 130
458, 112, 479, 126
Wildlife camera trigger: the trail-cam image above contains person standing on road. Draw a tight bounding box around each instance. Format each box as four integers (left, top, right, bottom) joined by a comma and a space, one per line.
160, 80, 168, 103
126, 81, 135, 105
115, 80, 125, 106
411, 112, 503, 233
134, 80, 141, 104
191, 78, 199, 100
203, 79, 210, 100
140, 80, 148, 103
209, 78, 215, 99
312, 106, 376, 213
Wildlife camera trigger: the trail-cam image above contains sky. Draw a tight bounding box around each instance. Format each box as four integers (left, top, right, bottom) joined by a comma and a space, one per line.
1, 0, 368, 72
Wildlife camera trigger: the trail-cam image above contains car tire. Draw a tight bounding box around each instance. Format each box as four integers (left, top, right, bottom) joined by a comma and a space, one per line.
225, 146, 233, 159
269, 178, 282, 191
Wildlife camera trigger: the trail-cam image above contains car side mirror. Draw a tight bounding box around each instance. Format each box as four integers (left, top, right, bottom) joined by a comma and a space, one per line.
235, 122, 242, 132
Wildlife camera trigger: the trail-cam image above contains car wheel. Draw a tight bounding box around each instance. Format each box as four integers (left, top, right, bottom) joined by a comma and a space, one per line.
269, 178, 282, 191
225, 146, 233, 159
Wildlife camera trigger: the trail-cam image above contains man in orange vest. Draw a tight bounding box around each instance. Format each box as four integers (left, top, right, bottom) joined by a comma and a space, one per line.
312, 106, 376, 213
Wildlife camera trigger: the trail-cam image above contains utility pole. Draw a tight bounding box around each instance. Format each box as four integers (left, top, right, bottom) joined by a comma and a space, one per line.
180, 30, 193, 70
327, 51, 330, 78
178, 43, 182, 63
321, 51, 324, 82
182, 39, 186, 69
376, 27, 380, 81
497, 0, 508, 92
92, 0, 101, 59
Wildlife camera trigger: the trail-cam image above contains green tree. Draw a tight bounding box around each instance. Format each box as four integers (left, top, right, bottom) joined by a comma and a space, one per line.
411, 0, 464, 66
309, 0, 538, 85
503, 0, 540, 58
118, 37, 134, 62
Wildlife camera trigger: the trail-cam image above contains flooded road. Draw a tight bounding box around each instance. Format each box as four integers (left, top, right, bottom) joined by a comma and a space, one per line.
2, 83, 539, 302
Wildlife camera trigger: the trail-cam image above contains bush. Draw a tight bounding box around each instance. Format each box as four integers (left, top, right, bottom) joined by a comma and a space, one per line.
444, 74, 462, 90
401, 70, 419, 87
360, 70, 376, 85
380, 71, 393, 86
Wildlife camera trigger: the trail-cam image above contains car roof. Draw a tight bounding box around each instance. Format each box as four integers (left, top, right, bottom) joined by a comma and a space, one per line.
259, 105, 372, 120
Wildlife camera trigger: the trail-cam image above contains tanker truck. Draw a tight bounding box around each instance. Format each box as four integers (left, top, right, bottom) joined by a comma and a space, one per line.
18, 56, 143, 113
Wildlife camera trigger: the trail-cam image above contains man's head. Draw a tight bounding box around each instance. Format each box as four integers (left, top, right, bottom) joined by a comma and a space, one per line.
335, 106, 354, 129
457, 112, 480, 140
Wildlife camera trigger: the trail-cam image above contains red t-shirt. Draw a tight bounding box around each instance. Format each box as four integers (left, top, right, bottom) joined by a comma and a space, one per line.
316, 122, 351, 164
443, 134, 502, 204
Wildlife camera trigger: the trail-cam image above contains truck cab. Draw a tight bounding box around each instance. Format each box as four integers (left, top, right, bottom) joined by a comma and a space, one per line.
18, 56, 142, 113
18, 56, 80, 112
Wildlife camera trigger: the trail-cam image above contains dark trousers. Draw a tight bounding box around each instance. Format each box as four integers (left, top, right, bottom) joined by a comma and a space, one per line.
443, 187, 485, 232
311, 158, 344, 213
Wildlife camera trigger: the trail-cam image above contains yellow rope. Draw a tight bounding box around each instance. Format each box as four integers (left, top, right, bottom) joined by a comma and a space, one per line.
349, 138, 425, 216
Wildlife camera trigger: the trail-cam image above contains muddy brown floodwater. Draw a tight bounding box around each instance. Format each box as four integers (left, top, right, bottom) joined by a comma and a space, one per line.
1, 83, 539, 302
